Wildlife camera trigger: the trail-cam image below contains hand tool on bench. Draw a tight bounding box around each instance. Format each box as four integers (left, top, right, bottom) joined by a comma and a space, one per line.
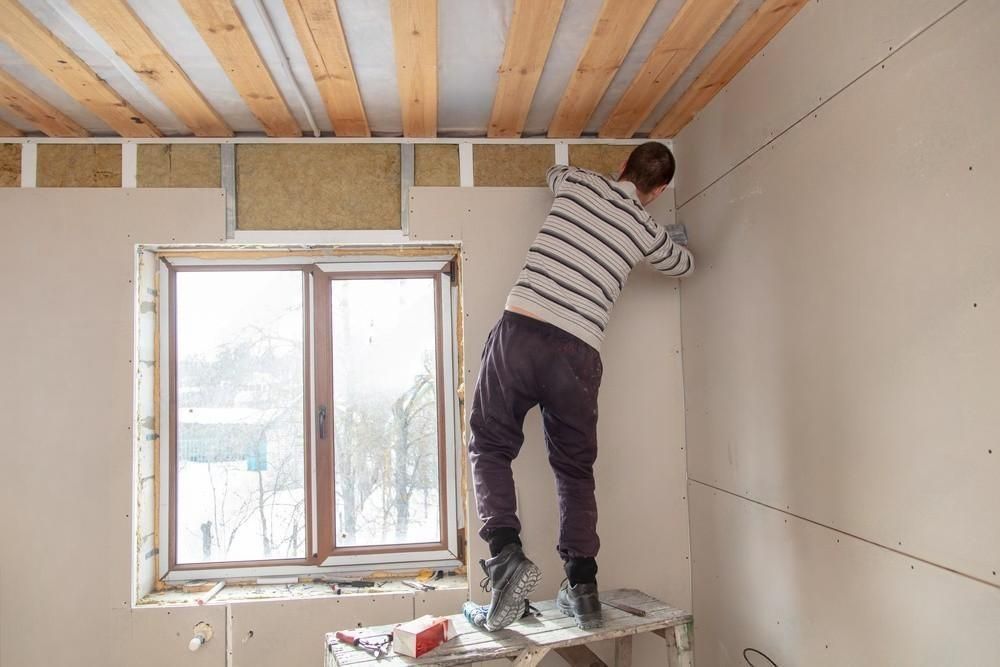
402, 580, 436, 592
332, 630, 393, 659
601, 599, 647, 617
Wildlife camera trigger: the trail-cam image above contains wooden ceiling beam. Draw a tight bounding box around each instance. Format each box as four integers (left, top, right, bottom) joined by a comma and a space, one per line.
650, 0, 808, 138
488, 0, 565, 138
599, 0, 739, 139
71, 0, 232, 137
0, 0, 160, 137
0, 68, 89, 136
178, 0, 301, 137
547, 0, 658, 138
389, 0, 438, 137
284, 0, 369, 137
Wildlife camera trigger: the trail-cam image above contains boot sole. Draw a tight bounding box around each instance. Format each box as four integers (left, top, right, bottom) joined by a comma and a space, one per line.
483, 561, 542, 631
557, 601, 604, 630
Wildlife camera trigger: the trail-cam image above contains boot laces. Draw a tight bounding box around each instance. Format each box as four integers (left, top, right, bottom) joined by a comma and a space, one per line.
478, 559, 492, 592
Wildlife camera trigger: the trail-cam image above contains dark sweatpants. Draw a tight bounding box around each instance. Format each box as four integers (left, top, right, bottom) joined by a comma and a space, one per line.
469, 310, 603, 561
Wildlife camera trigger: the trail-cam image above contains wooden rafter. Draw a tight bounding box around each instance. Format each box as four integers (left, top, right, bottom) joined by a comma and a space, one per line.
389, 0, 438, 137
284, 0, 369, 137
0, 116, 23, 137
0, 0, 160, 137
178, 0, 301, 137
0, 67, 89, 137
599, 0, 739, 138
71, 0, 232, 137
650, 0, 808, 137
547, 0, 658, 138
488, 0, 565, 138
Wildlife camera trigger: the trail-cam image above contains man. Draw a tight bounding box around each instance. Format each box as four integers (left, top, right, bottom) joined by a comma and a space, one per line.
462, 142, 694, 632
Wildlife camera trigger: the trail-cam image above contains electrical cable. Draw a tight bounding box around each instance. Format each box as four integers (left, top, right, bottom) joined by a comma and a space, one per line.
744, 647, 779, 667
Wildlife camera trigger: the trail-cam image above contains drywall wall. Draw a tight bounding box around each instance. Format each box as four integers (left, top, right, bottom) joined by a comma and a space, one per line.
0, 189, 474, 667
410, 186, 690, 666
689, 483, 1000, 665
672, 0, 963, 205
0, 189, 225, 666
675, 0, 1000, 662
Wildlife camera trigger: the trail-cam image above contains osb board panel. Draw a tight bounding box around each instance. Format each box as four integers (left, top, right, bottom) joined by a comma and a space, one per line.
410, 187, 687, 667
568, 144, 634, 178
137, 144, 220, 188
237, 144, 400, 230
37, 143, 121, 187
0, 143, 19, 186
680, 0, 1000, 584
690, 483, 1000, 666
473, 144, 553, 186
673, 0, 959, 203
230, 595, 413, 667
0, 189, 223, 667
415, 143, 459, 186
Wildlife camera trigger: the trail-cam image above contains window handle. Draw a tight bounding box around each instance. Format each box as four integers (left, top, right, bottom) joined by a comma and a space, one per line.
317, 405, 327, 440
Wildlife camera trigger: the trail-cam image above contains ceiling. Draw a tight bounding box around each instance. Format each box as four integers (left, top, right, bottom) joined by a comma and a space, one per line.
0, 0, 807, 139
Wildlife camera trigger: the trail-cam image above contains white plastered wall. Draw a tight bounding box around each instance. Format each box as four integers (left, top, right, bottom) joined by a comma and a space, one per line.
409, 186, 691, 666
674, 0, 1000, 663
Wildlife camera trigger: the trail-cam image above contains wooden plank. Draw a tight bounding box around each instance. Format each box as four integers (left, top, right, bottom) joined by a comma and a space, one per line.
511, 647, 549, 666
650, 0, 808, 137
0, 69, 88, 137
71, 0, 232, 137
547, 0, 658, 138
598, 0, 738, 138
673, 623, 693, 667
0, 0, 159, 137
555, 644, 606, 666
389, 0, 437, 137
487, 0, 565, 138
613, 636, 632, 667
283, 0, 369, 137
0, 116, 23, 137
328, 590, 691, 665
178, 0, 301, 137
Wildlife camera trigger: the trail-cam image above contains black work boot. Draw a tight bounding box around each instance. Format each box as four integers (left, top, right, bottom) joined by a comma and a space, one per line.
462, 543, 542, 631
557, 579, 603, 630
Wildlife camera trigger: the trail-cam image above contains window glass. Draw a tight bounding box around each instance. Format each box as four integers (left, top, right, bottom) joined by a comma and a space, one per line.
331, 277, 442, 547
175, 270, 305, 563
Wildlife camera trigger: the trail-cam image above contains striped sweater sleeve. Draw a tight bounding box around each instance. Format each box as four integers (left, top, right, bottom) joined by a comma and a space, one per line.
643, 222, 694, 277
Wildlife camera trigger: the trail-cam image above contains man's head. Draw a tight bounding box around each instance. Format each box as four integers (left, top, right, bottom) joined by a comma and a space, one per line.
618, 141, 675, 205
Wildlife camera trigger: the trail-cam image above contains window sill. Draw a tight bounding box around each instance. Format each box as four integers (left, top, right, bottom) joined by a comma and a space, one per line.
136, 574, 469, 608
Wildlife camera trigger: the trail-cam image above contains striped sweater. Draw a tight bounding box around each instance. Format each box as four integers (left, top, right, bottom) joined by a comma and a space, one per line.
506, 165, 694, 351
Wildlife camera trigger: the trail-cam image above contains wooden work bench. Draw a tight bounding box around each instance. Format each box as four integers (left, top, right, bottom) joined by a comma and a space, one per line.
325, 588, 693, 666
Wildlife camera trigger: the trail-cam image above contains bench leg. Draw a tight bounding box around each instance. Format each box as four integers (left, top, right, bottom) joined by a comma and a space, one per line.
614, 636, 633, 667
511, 647, 550, 666
664, 622, 693, 667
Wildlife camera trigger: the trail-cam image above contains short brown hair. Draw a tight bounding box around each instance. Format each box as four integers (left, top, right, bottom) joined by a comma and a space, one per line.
620, 142, 675, 193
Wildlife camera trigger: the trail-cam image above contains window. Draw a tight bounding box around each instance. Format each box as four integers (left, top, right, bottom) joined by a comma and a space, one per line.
156, 252, 461, 577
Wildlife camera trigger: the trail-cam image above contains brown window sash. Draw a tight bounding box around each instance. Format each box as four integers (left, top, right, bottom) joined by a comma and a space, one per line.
165, 260, 453, 571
